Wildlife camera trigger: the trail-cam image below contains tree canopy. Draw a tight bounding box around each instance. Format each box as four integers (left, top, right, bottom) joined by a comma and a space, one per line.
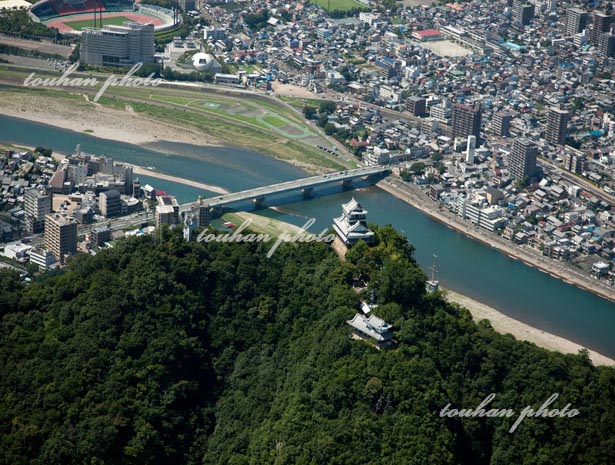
0, 226, 612, 465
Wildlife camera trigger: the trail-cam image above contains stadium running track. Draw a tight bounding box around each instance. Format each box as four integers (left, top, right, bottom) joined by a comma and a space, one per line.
46, 12, 163, 33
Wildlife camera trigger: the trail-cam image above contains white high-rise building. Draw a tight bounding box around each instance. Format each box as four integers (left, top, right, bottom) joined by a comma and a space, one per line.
546, 0, 557, 14
24, 188, 51, 234
465, 135, 476, 164
603, 113, 615, 137
566, 8, 588, 36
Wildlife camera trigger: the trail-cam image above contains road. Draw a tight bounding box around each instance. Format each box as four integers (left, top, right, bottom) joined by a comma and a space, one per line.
179, 165, 389, 210
540, 157, 615, 205
26, 167, 388, 247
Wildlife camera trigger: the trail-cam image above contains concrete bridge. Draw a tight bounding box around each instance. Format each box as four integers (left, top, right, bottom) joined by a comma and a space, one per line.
180, 165, 389, 214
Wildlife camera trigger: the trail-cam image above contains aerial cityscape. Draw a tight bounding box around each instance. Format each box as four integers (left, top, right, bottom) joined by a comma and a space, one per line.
0, 0, 614, 463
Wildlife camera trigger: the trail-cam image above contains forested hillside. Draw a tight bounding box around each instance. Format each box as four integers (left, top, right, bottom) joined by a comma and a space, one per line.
0, 225, 613, 465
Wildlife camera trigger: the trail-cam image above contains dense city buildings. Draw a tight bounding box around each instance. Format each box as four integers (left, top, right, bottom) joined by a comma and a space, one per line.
1, 0, 615, 291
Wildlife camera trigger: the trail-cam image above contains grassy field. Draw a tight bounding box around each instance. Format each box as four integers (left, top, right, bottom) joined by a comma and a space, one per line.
312, 0, 368, 11
278, 95, 328, 111
146, 92, 317, 138
262, 115, 287, 127
111, 87, 305, 124
0, 142, 27, 152
0, 67, 351, 172
62, 16, 133, 31
220, 212, 302, 238
94, 94, 346, 171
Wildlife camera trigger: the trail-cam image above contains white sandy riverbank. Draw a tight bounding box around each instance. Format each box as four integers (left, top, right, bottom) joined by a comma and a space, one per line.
0, 90, 223, 147
445, 289, 614, 367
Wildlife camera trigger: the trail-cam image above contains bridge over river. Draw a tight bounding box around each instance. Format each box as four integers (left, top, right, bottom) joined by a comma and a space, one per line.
180, 165, 390, 214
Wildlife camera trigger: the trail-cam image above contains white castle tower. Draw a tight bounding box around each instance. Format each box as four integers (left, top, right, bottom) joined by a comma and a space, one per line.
332, 198, 375, 246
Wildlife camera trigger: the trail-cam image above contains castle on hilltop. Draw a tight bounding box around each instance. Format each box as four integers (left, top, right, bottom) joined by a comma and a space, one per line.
332, 197, 374, 246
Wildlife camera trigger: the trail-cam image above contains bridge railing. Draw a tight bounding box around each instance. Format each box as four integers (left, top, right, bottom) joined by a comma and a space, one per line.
182, 166, 389, 209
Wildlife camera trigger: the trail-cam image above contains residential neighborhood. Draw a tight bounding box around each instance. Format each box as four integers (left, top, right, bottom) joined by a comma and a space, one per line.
1, 0, 614, 289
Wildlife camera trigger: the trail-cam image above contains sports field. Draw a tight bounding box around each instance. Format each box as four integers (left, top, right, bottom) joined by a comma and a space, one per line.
62, 15, 134, 31
312, 0, 368, 11
46, 11, 164, 33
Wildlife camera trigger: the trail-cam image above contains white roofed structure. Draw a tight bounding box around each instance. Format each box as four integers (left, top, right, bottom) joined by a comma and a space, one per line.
332, 197, 375, 246
346, 313, 395, 349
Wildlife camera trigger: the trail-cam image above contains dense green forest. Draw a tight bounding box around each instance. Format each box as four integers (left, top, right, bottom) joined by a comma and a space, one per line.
0, 225, 613, 465
0, 10, 58, 39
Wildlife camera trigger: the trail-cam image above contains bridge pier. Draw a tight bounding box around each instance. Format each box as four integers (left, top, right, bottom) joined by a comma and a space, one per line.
196, 206, 210, 227
179, 167, 389, 217
367, 172, 386, 183
253, 196, 267, 209
209, 206, 222, 220
301, 187, 314, 199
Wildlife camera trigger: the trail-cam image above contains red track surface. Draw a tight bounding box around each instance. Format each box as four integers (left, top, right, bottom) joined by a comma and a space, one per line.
47, 12, 163, 33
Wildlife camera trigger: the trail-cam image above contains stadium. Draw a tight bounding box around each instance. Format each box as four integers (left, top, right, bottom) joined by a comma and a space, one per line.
28, 0, 181, 35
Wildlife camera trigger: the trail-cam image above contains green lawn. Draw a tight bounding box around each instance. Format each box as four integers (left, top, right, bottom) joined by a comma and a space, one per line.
101, 97, 346, 170
149, 95, 195, 106
0, 68, 350, 171
262, 115, 287, 128
221, 212, 301, 238
312, 0, 368, 11
63, 16, 133, 31
149, 94, 315, 137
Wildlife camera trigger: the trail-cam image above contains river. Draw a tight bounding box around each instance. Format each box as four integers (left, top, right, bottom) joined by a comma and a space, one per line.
1, 114, 613, 357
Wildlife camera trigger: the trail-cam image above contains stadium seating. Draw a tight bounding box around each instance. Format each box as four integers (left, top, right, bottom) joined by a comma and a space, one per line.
51, 0, 104, 15
30, 0, 133, 20
30, 2, 58, 19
